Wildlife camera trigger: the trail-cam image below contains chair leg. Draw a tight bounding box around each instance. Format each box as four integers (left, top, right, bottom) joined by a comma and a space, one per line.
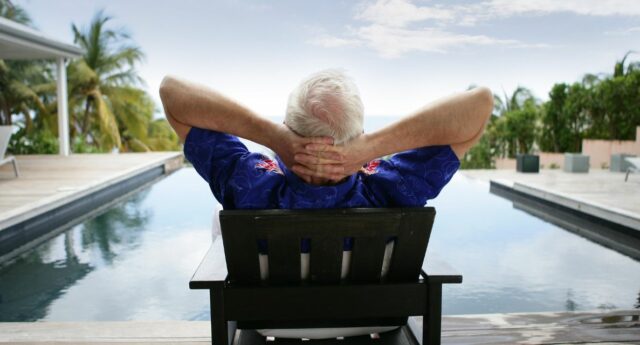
211, 288, 234, 345
12, 158, 19, 178
423, 283, 442, 345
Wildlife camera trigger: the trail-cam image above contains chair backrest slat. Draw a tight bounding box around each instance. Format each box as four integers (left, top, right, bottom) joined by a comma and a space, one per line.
220, 208, 435, 286
268, 237, 301, 283
388, 210, 435, 281
220, 215, 262, 284
310, 237, 343, 283
350, 236, 388, 283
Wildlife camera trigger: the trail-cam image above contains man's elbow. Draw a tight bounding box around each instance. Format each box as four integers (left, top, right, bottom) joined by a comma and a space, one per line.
474, 86, 494, 120
159, 76, 177, 106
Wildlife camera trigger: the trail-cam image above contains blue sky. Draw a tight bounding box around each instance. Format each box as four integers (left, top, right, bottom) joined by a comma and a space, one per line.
15, 0, 640, 117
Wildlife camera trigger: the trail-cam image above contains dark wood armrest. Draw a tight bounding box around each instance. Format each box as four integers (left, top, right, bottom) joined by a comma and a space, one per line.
189, 236, 228, 289
421, 257, 462, 284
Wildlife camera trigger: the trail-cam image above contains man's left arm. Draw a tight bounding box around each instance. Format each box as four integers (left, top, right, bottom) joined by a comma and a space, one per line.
159, 75, 332, 171
293, 87, 493, 180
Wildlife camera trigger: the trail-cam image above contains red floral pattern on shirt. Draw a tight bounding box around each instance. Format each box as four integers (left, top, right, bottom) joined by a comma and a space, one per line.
361, 159, 381, 175
255, 157, 283, 175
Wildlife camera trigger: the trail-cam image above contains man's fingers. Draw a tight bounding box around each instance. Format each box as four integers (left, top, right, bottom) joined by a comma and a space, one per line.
308, 136, 334, 145
292, 164, 345, 179
305, 143, 340, 153
295, 153, 342, 165
315, 151, 343, 162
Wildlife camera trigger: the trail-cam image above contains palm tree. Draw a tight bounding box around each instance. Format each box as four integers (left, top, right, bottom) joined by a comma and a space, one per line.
491, 87, 538, 157
68, 10, 155, 152
613, 50, 638, 78
493, 86, 534, 116
0, 1, 51, 129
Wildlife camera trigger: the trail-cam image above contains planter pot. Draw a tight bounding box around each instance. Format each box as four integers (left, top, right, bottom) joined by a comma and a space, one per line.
610, 154, 636, 172
564, 153, 589, 173
516, 154, 539, 173
0, 125, 13, 159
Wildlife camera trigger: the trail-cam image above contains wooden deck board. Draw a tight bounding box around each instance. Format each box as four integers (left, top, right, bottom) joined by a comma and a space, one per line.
0, 310, 637, 344
461, 169, 640, 231
0, 153, 183, 231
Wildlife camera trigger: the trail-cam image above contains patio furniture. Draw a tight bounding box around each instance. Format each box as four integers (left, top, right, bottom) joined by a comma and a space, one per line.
611, 154, 636, 172
625, 157, 640, 182
0, 125, 19, 178
190, 208, 462, 345
516, 154, 539, 173
564, 153, 590, 173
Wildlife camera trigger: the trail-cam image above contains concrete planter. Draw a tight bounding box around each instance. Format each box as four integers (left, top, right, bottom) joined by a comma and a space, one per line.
610, 154, 636, 172
564, 153, 590, 173
516, 154, 539, 173
0, 125, 13, 159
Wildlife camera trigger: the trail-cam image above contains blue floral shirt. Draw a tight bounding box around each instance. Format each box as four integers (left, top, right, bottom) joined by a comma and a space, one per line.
184, 127, 460, 252
185, 127, 459, 208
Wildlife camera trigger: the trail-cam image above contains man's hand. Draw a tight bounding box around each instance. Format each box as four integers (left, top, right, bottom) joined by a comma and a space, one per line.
292, 133, 372, 181
269, 124, 335, 182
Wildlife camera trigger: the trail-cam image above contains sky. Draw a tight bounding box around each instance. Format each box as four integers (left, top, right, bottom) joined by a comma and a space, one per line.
14, 0, 640, 117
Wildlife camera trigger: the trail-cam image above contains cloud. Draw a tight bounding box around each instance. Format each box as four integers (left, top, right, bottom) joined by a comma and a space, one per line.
604, 26, 640, 36
355, 0, 455, 27
309, 35, 362, 48
310, 0, 640, 58
356, 25, 519, 58
486, 0, 640, 17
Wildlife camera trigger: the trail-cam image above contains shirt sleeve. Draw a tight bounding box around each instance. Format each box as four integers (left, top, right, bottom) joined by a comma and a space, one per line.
183, 127, 250, 204
364, 145, 460, 207
389, 145, 460, 205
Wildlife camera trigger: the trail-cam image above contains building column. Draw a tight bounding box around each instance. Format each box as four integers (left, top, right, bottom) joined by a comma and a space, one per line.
56, 57, 70, 156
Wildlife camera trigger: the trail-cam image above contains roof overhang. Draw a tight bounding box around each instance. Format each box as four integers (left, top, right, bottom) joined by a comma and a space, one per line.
0, 17, 83, 60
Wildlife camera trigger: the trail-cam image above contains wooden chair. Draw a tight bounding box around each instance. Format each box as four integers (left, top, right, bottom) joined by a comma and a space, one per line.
190, 207, 462, 345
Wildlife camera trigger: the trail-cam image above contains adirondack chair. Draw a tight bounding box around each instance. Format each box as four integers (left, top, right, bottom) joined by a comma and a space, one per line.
190, 207, 462, 345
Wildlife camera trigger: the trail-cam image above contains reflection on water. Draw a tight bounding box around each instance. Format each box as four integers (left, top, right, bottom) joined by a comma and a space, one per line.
0, 169, 213, 321
0, 231, 91, 321
1, 167, 639, 320
427, 173, 640, 315
0, 192, 148, 321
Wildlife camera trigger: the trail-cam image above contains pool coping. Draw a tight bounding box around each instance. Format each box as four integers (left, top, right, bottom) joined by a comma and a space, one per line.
491, 178, 640, 232
0, 152, 183, 265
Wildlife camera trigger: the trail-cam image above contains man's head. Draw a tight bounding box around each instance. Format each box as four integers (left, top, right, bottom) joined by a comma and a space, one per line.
285, 69, 364, 145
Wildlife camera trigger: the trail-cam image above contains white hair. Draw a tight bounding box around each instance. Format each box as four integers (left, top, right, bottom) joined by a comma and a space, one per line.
285, 69, 364, 145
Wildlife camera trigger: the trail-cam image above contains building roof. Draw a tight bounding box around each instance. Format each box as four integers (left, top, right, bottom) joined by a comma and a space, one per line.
0, 16, 83, 60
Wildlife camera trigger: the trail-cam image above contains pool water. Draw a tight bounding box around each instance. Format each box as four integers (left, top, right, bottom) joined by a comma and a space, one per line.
0, 167, 638, 321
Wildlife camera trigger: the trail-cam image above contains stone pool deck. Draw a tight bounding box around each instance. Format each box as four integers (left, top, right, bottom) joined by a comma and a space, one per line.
461, 169, 640, 232
0, 310, 638, 344
0, 153, 183, 264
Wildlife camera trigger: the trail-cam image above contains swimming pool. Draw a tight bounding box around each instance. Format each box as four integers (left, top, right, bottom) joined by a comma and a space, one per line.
0, 166, 638, 321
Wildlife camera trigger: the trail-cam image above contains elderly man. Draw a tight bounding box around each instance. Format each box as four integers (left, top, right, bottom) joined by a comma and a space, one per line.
160, 70, 492, 204
159, 69, 492, 338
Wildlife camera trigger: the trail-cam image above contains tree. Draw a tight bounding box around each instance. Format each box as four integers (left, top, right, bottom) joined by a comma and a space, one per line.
68, 11, 144, 151
589, 68, 640, 141
539, 82, 589, 153
492, 87, 539, 158
68, 11, 178, 152
0, 1, 50, 128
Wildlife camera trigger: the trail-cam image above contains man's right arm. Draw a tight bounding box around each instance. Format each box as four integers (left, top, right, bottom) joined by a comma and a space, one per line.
159, 76, 332, 175
292, 87, 494, 180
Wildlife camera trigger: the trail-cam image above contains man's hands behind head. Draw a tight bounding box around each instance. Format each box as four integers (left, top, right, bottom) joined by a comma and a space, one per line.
270, 124, 338, 183
292, 133, 370, 182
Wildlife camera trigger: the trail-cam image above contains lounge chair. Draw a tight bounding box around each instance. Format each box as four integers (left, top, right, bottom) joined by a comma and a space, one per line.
0, 155, 19, 178
0, 128, 18, 178
190, 207, 462, 345
625, 157, 640, 182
